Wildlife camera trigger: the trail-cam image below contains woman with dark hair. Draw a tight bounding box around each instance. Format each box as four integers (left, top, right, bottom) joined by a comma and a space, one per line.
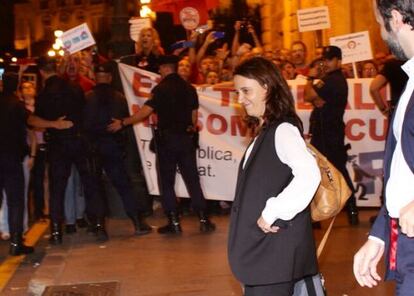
228, 57, 321, 295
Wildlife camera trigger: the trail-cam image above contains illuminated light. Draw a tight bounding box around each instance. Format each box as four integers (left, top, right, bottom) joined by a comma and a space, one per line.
140, 0, 151, 4
58, 50, 65, 56
11, 57, 17, 62
52, 43, 61, 50
56, 39, 63, 47
54, 30, 63, 38
0, 58, 3, 63
47, 50, 56, 57
140, 5, 154, 18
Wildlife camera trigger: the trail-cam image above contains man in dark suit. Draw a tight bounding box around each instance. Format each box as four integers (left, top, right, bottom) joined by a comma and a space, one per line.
353, 1, 414, 294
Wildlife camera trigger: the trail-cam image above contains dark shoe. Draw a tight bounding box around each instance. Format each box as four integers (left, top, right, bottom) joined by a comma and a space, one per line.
49, 223, 62, 245
198, 211, 216, 233
65, 224, 77, 234
158, 212, 182, 234
9, 233, 34, 256
128, 214, 152, 236
95, 219, 109, 242
348, 211, 360, 226
76, 218, 88, 228
347, 196, 359, 226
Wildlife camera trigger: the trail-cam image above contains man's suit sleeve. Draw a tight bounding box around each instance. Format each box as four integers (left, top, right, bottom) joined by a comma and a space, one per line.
369, 205, 389, 243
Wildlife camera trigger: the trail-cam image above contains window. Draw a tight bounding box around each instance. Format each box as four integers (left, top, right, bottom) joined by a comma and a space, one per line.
60, 12, 70, 23
57, 0, 66, 6
42, 15, 52, 27
76, 10, 85, 21
39, 0, 48, 9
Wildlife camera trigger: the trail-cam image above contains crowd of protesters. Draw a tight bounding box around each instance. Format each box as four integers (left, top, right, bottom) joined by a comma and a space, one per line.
0, 18, 404, 256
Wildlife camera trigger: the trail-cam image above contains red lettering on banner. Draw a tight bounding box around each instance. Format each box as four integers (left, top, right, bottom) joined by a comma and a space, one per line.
132, 72, 153, 98
197, 112, 204, 131
207, 114, 227, 135
354, 83, 375, 110
131, 104, 157, 127
212, 86, 235, 106
346, 118, 365, 141
230, 115, 248, 136
296, 85, 312, 110
369, 118, 388, 141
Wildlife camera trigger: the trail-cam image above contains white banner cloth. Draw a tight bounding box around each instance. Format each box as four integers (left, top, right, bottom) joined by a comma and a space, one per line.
120, 64, 387, 207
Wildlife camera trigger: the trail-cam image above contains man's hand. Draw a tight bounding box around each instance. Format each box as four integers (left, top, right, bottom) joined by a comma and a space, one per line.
27, 157, 35, 170
308, 67, 319, 78
216, 43, 229, 61
107, 118, 123, 133
53, 116, 73, 130
400, 200, 414, 237
313, 98, 326, 108
353, 239, 384, 288
257, 216, 279, 234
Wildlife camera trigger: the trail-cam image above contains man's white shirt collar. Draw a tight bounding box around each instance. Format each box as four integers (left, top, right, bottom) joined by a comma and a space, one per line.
401, 57, 414, 76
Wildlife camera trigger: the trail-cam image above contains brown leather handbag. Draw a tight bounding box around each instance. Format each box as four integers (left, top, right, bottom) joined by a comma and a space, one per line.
306, 144, 352, 222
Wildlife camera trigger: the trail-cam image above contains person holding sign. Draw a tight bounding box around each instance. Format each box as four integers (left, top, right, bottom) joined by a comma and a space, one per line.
304, 45, 360, 226
353, 1, 414, 294
228, 57, 320, 296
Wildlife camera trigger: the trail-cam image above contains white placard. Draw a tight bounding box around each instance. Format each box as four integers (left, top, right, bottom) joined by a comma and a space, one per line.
330, 31, 373, 64
179, 7, 200, 30
61, 23, 96, 54
297, 6, 331, 32
129, 17, 152, 42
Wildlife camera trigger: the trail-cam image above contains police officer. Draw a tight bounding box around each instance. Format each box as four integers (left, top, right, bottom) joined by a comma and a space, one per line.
83, 63, 152, 236
29, 56, 107, 244
108, 55, 215, 234
304, 46, 359, 225
0, 69, 34, 255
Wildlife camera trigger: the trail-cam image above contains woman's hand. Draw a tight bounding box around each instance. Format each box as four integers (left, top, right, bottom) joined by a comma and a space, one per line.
257, 216, 279, 233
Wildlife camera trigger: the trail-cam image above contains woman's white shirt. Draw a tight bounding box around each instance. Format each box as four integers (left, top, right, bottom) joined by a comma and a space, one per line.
243, 122, 321, 225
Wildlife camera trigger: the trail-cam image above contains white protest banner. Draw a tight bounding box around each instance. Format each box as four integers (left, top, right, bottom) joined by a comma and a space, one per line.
61, 23, 95, 54
129, 17, 152, 42
120, 64, 387, 207
330, 31, 373, 64
297, 6, 331, 32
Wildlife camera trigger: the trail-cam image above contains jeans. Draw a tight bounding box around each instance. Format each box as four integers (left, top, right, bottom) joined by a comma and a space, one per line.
64, 165, 85, 225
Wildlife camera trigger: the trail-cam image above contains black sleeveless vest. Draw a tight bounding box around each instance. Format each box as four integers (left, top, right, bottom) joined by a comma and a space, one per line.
228, 121, 318, 285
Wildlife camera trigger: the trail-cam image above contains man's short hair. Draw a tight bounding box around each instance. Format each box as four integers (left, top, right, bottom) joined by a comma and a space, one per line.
36, 56, 57, 73
376, 0, 414, 31
290, 40, 307, 52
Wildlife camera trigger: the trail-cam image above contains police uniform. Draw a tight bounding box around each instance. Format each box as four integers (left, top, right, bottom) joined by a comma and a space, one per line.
0, 70, 34, 255
34, 57, 106, 244
83, 63, 151, 235
145, 55, 215, 234
309, 46, 359, 224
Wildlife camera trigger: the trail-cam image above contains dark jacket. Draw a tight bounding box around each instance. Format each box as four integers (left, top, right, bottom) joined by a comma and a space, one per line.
228, 121, 318, 285
0, 93, 28, 159
83, 83, 129, 141
370, 89, 414, 280
35, 75, 85, 139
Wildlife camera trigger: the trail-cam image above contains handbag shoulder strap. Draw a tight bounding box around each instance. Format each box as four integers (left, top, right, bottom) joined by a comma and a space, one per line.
317, 216, 336, 258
